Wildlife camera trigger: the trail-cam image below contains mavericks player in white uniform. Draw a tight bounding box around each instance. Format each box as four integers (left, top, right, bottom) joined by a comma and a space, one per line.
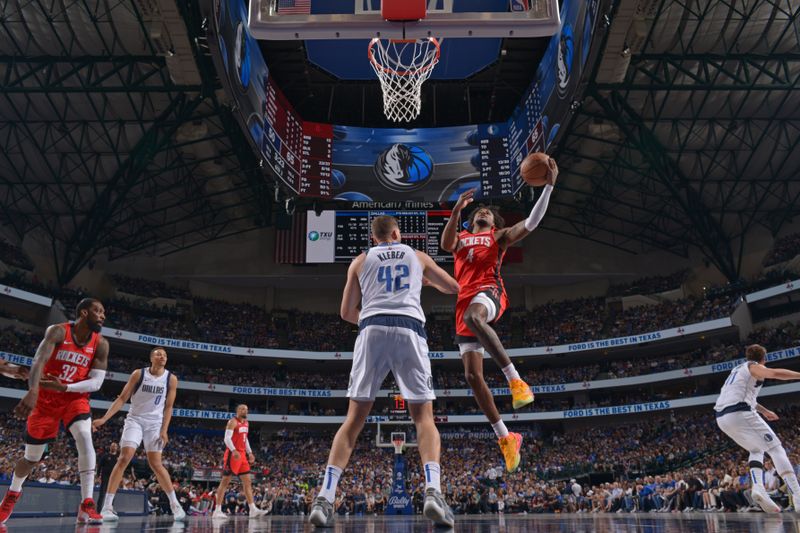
309, 215, 460, 528
714, 344, 800, 512
92, 347, 184, 521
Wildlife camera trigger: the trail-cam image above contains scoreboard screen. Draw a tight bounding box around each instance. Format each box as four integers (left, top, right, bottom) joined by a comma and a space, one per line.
213, 0, 604, 203
261, 77, 334, 198
306, 210, 454, 263
388, 393, 411, 422
334, 211, 451, 261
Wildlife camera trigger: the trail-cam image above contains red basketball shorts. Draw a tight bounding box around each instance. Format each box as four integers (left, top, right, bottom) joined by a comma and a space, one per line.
222, 450, 250, 476
26, 397, 91, 444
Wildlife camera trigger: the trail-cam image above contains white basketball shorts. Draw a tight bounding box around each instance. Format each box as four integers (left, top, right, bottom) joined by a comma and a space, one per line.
121, 416, 164, 453
716, 408, 781, 454
348, 315, 435, 403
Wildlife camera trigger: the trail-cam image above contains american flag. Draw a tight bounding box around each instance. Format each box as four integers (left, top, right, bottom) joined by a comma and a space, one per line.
277, 0, 311, 15
275, 211, 307, 263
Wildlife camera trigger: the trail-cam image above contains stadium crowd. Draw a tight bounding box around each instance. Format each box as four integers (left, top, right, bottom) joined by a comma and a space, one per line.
0, 272, 749, 351
0, 270, 797, 515
110, 274, 191, 300
1, 321, 798, 394
0, 240, 34, 272
4, 263, 800, 356
764, 232, 800, 267
1, 406, 799, 516
607, 270, 689, 298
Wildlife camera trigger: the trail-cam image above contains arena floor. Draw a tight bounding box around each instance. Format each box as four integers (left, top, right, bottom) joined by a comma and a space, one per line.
2, 513, 800, 532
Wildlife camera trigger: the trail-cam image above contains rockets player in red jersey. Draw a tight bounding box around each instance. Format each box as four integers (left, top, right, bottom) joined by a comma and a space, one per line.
441, 157, 558, 473
211, 404, 266, 519
0, 298, 109, 524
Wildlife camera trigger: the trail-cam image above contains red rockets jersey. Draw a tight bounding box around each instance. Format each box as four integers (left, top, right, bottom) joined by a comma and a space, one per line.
40, 322, 100, 404
231, 418, 249, 452
453, 229, 506, 301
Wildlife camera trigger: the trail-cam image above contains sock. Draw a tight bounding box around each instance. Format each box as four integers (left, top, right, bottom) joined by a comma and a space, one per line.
9, 473, 26, 492
750, 467, 764, 487
767, 446, 800, 496
79, 470, 95, 500
168, 491, 180, 509
318, 465, 343, 504
103, 493, 115, 510
424, 462, 441, 492
491, 419, 509, 438
784, 473, 800, 497
501, 364, 521, 383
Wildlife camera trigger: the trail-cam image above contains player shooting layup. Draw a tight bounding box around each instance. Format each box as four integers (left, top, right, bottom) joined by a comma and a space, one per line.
715, 344, 800, 512
309, 215, 460, 528
440, 156, 558, 473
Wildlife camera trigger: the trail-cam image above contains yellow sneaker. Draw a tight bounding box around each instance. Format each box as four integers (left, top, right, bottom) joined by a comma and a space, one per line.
509, 378, 534, 409
498, 432, 523, 473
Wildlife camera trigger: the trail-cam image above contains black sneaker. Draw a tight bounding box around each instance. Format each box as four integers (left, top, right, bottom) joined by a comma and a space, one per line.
423, 488, 455, 527
309, 496, 335, 528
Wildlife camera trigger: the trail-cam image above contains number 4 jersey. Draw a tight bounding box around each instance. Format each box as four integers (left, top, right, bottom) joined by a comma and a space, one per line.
357, 242, 425, 323
39, 322, 101, 406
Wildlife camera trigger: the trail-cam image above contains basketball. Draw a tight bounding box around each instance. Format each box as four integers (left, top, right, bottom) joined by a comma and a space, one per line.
520, 152, 551, 187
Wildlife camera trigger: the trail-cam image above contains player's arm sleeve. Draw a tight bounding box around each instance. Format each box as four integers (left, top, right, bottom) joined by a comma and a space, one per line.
65, 368, 107, 393
524, 184, 554, 231
224, 429, 236, 452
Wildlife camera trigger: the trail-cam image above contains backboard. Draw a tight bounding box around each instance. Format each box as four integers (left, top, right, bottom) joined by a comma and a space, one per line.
248, 0, 560, 40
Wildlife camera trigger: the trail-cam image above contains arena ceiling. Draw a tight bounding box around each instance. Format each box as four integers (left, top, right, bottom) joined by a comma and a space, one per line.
0, 0, 798, 284
0, 0, 271, 284
548, 0, 800, 281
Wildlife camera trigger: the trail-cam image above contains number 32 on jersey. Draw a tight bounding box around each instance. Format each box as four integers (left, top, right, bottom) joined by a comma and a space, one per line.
58, 364, 78, 382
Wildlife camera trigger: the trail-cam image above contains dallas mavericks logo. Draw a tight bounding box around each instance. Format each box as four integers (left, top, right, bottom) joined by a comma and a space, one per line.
374, 144, 434, 192
556, 23, 575, 98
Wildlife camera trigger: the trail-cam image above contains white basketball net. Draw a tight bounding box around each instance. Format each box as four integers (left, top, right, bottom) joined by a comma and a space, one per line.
369, 38, 441, 122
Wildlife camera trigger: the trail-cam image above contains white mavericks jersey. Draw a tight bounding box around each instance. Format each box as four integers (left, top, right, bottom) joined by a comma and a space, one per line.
129, 367, 171, 422
714, 361, 763, 411
358, 242, 425, 323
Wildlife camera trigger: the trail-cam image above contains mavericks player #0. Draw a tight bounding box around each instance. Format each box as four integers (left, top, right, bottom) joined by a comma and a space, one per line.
92, 347, 183, 522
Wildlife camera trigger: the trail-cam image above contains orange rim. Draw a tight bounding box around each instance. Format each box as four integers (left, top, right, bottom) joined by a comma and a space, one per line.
368, 37, 441, 77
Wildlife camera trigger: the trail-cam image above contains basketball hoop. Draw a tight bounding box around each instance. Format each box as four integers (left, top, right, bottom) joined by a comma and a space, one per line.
392, 438, 405, 454
390, 431, 406, 454
368, 38, 441, 122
